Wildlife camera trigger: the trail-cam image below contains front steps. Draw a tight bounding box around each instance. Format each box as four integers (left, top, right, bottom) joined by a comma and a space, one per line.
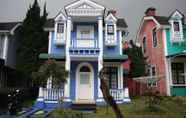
71, 103, 97, 112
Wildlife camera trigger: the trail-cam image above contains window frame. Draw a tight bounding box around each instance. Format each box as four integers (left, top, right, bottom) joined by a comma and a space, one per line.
152, 28, 157, 48
171, 63, 185, 85
147, 65, 157, 87
103, 66, 118, 89
142, 36, 146, 54
107, 25, 114, 35
173, 21, 180, 32
57, 23, 64, 33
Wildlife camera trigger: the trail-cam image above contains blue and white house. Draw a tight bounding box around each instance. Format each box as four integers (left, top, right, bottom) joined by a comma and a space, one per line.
36, 0, 130, 108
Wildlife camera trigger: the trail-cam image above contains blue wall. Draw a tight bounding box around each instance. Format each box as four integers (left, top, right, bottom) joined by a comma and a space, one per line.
103, 31, 121, 56
50, 31, 65, 55
70, 61, 98, 100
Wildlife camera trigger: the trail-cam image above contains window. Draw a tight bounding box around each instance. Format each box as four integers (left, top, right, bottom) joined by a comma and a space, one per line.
107, 25, 114, 34
152, 28, 157, 47
103, 67, 118, 89
77, 26, 94, 40
79, 66, 91, 85
0, 35, 5, 58
57, 23, 64, 33
142, 37, 146, 53
173, 21, 180, 32
147, 66, 157, 87
171, 63, 185, 85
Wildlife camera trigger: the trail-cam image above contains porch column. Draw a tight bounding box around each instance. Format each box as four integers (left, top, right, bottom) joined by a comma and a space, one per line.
48, 32, 52, 54
165, 58, 171, 96
3, 35, 9, 62
120, 65, 123, 89
64, 17, 71, 101
98, 16, 103, 99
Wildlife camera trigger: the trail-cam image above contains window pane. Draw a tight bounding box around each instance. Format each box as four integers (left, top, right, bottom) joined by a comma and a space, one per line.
152, 28, 157, 47
143, 37, 146, 53
57, 23, 64, 33
174, 22, 180, 32
103, 67, 118, 89
171, 63, 185, 85
80, 73, 90, 85
107, 25, 114, 34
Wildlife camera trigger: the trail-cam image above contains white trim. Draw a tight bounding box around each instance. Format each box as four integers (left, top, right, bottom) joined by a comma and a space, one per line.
96, 98, 105, 102
165, 58, 171, 96
136, 16, 162, 42
120, 65, 123, 89
119, 31, 122, 55
45, 101, 58, 103
65, 0, 105, 10
163, 29, 168, 56
10, 23, 21, 35
3, 35, 8, 63
48, 32, 52, 54
75, 62, 94, 101
105, 13, 117, 22
98, 17, 103, 98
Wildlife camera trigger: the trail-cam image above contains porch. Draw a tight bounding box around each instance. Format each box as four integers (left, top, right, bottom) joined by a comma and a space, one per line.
38, 87, 129, 103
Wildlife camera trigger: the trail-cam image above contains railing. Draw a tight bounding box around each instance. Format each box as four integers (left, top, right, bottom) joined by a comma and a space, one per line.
109, 89, 124, 101
43, 88, 64, 101
71, 39, 98, 48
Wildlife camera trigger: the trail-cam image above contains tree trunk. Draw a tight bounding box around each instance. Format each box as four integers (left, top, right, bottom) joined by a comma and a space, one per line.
99, 71, 124, 118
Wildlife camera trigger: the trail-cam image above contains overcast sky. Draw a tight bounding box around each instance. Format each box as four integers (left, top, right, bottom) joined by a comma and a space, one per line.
0, 0, 186, 39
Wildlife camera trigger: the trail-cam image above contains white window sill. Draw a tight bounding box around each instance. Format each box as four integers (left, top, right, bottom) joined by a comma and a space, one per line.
171, 84, 186, 87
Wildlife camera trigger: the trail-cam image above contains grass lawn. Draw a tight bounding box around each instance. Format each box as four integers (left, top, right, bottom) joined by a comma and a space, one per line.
48, 97, 186, 118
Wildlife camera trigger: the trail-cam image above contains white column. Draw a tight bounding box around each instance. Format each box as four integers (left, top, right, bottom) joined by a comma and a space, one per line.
46, 76, 52, 89
48, 32, 52, 54
98, 17, 103, 98
3, 35, 9, 62
119, 31, 122, 55
165, 58, 171, 96
37, 87, 44, 101
64, 17, 71, 100
120, 65, 123, 89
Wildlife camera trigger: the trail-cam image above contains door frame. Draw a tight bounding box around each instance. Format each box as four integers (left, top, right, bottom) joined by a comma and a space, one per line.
75, 62, 94, 101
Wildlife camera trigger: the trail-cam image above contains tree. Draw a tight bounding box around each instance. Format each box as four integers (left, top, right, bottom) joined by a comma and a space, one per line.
16, 0, 48, 79
32, 59, 68, 88
99, 68, 124, 118
123, 40, 146, 78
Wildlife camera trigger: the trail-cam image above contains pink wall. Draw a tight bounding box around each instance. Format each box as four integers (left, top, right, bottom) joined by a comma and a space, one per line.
139, 20, 167, 95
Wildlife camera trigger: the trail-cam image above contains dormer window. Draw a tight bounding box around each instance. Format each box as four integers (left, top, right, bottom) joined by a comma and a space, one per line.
57, 23, 64, 33
173, 21, 180, 32
169, 10, 184, 43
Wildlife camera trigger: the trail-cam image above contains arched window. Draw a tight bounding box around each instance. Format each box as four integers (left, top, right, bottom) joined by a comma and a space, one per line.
80, 66, 90, 72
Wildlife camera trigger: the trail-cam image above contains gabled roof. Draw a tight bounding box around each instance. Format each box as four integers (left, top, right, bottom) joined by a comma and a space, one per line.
153, 16, 169, 25
117, 19, 128, 28
0, 22, 21, 32
65, 0, 105, 10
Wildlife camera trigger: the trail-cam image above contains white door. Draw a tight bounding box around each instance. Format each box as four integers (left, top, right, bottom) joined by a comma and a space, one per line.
77, 65, 93, 101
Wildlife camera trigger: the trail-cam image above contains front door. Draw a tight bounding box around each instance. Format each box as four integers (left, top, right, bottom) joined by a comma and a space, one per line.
77, 65, 93, 102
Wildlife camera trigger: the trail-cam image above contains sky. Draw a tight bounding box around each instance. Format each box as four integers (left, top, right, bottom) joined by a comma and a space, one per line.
0, 0, 186, 39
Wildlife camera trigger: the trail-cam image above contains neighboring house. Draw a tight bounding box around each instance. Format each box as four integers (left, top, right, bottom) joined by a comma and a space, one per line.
137, 7, 186, 96
0, 22, 20, 88
35, 0, 130, 109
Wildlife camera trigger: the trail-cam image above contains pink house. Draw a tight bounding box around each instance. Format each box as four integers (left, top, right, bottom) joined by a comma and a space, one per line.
137, 7, 167, 95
